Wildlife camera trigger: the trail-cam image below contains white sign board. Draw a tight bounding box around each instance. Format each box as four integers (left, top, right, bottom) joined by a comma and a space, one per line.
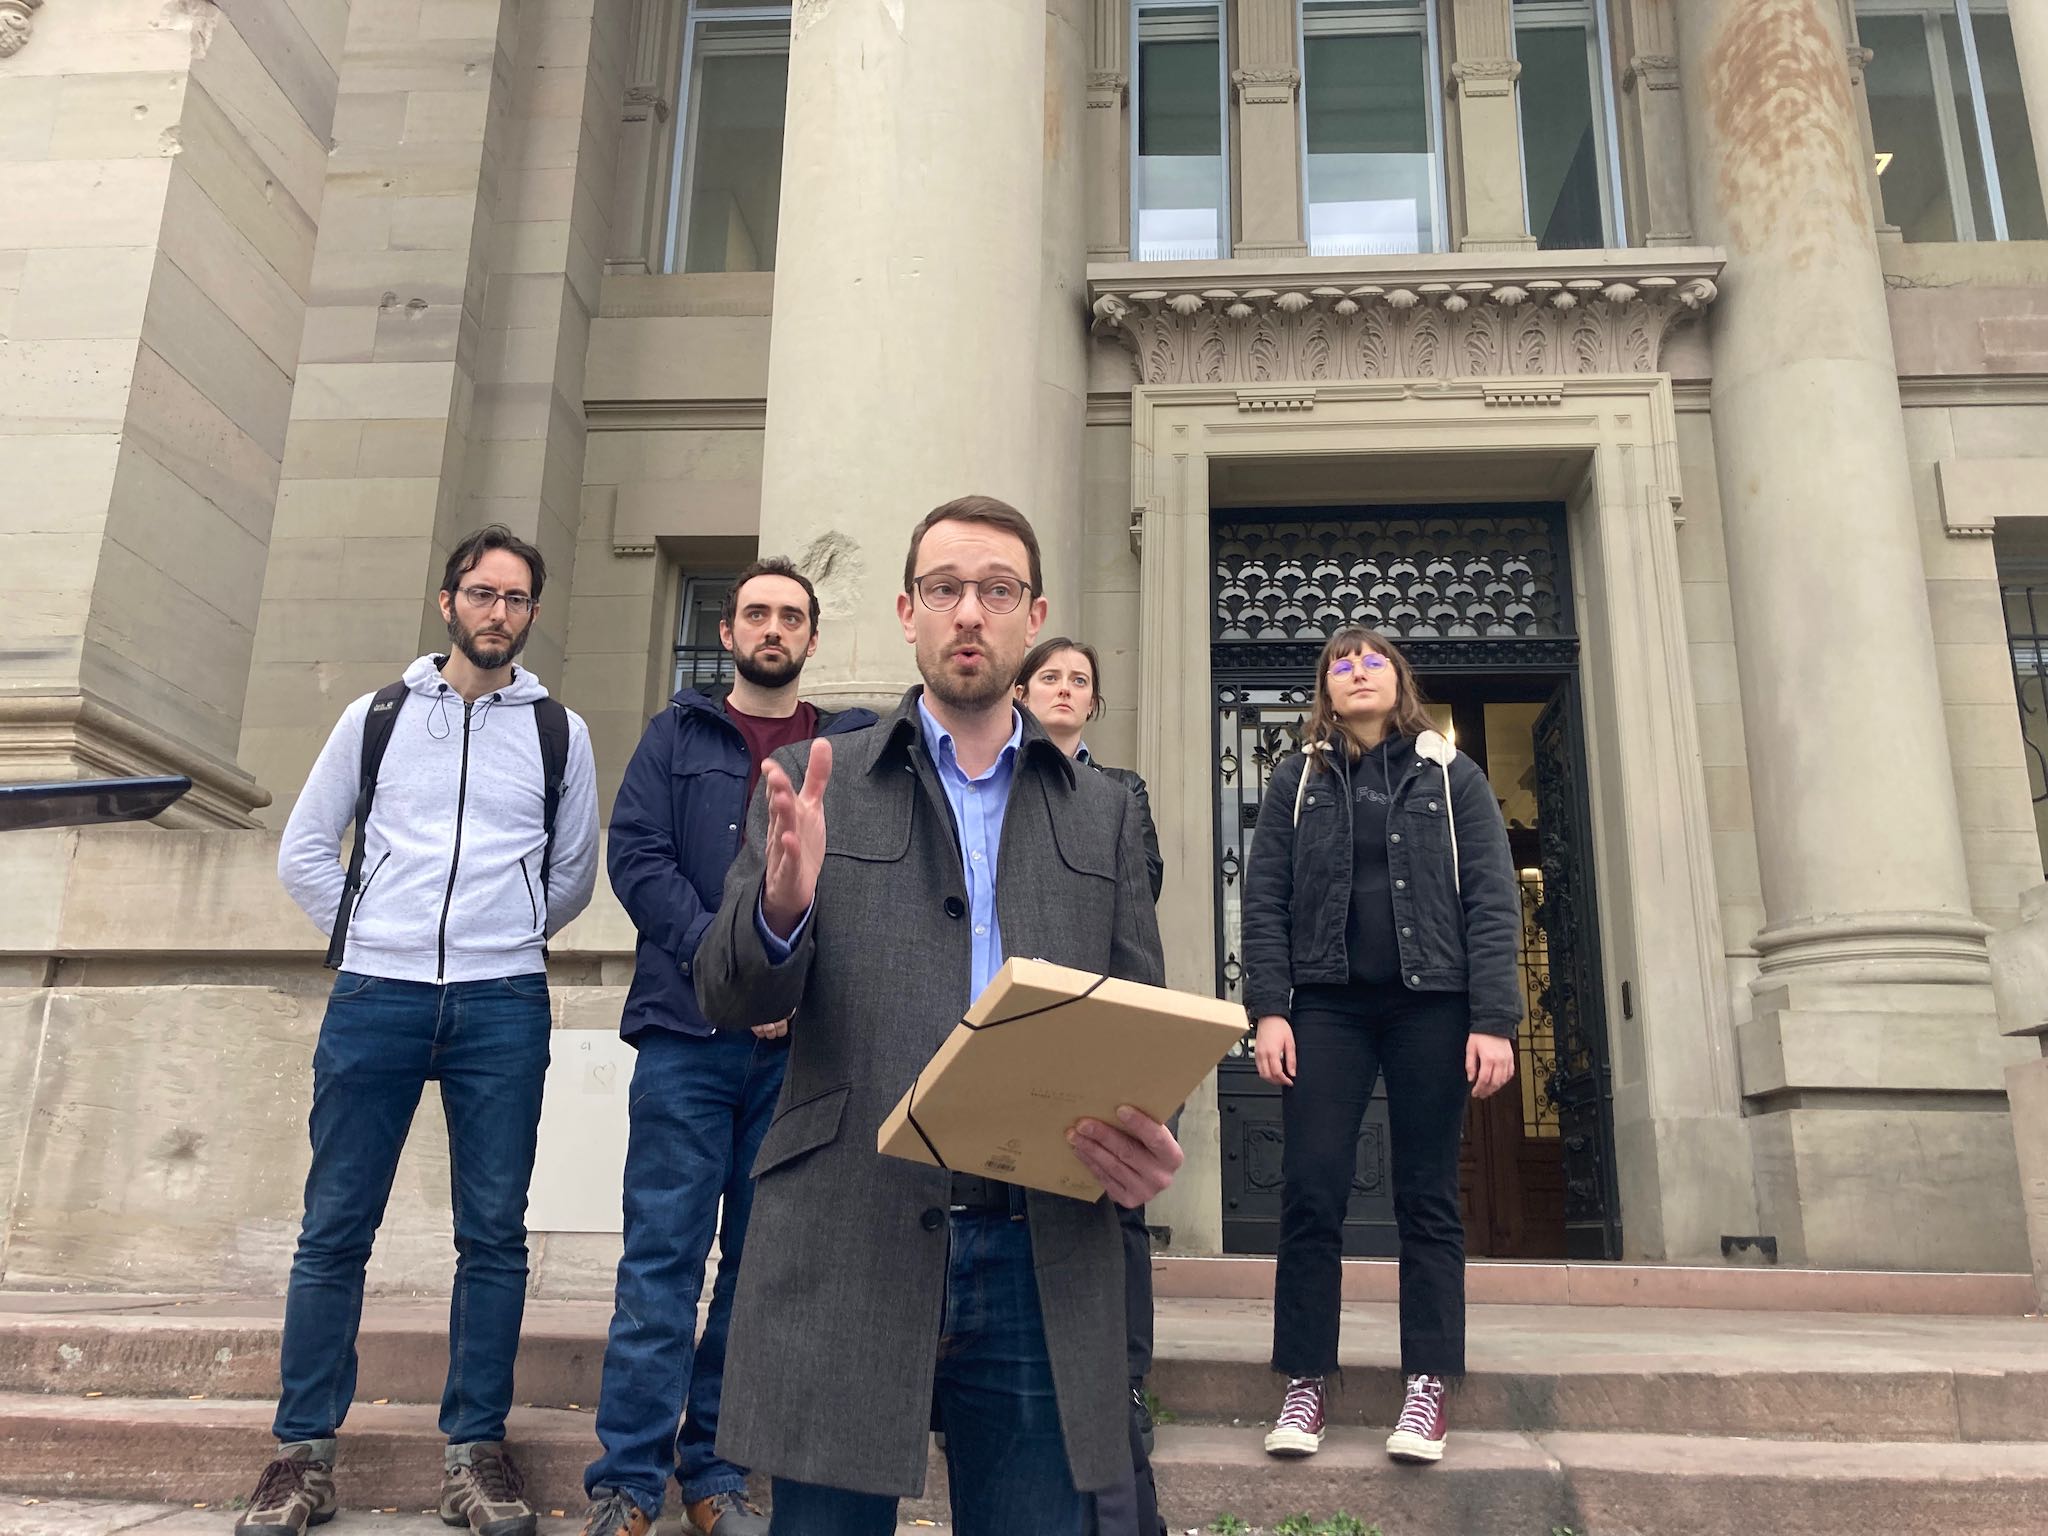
527, 1031, 637, 1233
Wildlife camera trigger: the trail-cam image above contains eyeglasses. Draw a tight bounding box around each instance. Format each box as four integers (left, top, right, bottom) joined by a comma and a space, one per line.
456, 585, 535, 617
1330, 654, 1391, 677
911, 575, 1031, 614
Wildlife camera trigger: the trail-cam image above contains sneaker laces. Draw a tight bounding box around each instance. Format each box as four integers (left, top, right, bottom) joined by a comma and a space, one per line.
1277, 1376, 1322, 1429
467, 1449, 526, 1503
582, 1491, 638, 1536
1396, 1374, 1445, 1436
249, 1456, 316, 1509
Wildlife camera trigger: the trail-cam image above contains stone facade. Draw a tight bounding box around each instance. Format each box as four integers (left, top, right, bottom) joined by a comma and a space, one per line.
3, 0, 2047, 1290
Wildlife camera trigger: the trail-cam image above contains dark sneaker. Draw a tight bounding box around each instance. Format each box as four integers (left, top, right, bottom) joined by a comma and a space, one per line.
686, 1490, 770, 1536
1385, 1372, 1448, 1463
577, 1490, 651, 1536
1263, 1375, 1326, 1457
438, 1444, 537, 1536
234, 1444, 336, 1535
1131, 1383, 1156, 1457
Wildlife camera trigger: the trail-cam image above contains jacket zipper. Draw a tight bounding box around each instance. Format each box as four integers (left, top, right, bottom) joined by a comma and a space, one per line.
519, 858, 537, 931
357, 850, 392, 923
435, 696, 475, 982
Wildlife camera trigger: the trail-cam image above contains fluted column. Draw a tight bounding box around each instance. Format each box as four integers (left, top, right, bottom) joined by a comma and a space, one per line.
1613, 0, 1694, 244
1678, 0, 2020, 1269
1085, 0, 1129, 260
757, 0, 1085, 709
1448, 0, 1534, 250
608, 0, 681, 274
1233, 0, 1307, 258
2008, 0, 2048, 211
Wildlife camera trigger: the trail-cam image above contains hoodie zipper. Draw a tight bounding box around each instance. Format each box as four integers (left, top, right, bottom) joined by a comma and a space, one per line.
435, 695, 475, 982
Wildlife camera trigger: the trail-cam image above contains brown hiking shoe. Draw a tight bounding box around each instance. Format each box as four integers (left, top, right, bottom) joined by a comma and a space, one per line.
686, 1490, 769, 1536
234, 1443, 336, 1535
578, 1490, 651, 1536
438, 1444, 537, 1536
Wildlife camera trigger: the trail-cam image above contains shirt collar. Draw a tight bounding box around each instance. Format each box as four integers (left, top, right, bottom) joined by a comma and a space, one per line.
916, 695, 1023, 782
1074, 741, 1093, 765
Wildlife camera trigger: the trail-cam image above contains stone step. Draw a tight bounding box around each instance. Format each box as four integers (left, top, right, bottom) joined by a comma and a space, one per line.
5, 1394, 2048, 1536
6, 1296, 2045, 1444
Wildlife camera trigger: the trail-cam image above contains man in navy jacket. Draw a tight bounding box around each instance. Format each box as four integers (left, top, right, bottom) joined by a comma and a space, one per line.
580, 559, 875, 1536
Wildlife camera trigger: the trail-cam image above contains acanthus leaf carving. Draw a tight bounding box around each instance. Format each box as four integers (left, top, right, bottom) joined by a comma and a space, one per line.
1087, 260, 1724, 386
0, 0, 43, 58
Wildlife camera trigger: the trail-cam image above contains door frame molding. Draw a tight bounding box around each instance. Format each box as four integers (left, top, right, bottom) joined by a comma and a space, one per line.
1130, 375, 1757, 1260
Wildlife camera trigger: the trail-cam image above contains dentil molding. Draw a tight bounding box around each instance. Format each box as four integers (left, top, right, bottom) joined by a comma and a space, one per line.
1088, 256, 1723, 387
0, 0, 43, 58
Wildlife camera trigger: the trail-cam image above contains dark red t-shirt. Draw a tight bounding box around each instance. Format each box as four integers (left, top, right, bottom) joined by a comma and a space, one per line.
725, 698, 821, 802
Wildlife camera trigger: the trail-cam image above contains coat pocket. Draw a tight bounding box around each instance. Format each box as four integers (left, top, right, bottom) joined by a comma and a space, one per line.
752, 1083, 852, 1178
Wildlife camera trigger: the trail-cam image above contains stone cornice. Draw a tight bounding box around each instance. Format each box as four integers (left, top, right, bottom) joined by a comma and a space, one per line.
0, 0, 43, 58
1088, 253, 1724, 385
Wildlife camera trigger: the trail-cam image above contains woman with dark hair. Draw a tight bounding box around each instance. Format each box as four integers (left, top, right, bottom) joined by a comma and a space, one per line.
1014, 636, 1165, 1536
1241, 627, 1522, 1466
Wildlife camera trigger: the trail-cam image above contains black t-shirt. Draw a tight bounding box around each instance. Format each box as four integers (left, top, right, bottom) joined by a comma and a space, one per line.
1344, 735, 1413, 985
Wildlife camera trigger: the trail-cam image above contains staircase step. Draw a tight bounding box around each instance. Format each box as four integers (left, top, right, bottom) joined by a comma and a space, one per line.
5, 1394, 2048, 1536
7, 1296, 2045, 1444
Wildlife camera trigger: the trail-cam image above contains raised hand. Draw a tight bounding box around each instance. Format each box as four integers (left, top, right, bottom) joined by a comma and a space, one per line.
760, 737, 833, 939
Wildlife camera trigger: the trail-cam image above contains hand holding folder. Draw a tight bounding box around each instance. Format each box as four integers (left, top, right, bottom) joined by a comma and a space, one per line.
878, 957, 1248, 1200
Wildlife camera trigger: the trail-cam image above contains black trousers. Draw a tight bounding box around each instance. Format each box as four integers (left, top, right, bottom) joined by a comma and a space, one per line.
1270, 988, 1472, 1380
1119, 1201, 1154, 1383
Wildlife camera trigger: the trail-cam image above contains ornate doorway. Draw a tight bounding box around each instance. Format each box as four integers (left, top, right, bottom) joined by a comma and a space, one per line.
1211, 506, 1622, 1259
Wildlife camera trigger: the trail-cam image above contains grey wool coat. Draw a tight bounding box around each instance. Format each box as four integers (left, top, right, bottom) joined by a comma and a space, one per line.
693, 688, 1166, 1498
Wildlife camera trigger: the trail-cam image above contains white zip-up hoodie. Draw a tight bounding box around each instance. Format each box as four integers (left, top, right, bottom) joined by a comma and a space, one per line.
280, 655, 600, 983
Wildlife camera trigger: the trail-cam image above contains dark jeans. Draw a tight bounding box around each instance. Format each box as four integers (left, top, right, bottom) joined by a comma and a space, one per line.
585, 1028, 785, 1514
1271, 988, 1472, 1380
273, 972, 551, 1446
769, 1209, 1087, 1536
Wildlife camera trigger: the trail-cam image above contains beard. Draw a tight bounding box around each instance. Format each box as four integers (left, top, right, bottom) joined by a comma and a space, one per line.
919, 633, 1021, 714
447, 610, 530, 672
733, 641, 806, 689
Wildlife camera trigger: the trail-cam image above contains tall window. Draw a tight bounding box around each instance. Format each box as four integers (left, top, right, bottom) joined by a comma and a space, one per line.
1133, 1, 1229, 260
1858, 1, 2046, 242
667, 2, 792, 273
1514, 0, 1625, 249
1301, 1, 1447, 256
674, 573, 738, 693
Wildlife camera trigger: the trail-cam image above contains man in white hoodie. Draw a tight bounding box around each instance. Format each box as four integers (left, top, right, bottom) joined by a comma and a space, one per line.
242, 525, 600, 1536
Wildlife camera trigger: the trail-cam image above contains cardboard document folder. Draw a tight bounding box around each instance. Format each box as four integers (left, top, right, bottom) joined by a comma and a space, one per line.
878, 957, 1249, 1199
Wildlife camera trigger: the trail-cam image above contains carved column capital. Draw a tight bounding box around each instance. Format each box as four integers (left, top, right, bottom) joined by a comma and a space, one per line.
1846, 44, 1875, 85
1450, 57, 1521, 98
0, 0, 44, 58
1624, 52, 1682, 92
623, 84, 671, 124
1231, 66, 1300, 106
1087, 69, 1128, 105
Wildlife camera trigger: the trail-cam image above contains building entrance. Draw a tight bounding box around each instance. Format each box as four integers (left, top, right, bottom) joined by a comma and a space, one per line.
1211, 505, 1622, 1260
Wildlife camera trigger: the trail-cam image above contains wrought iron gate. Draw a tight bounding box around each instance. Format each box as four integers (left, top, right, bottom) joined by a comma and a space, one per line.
1212, 506, 1620, 1257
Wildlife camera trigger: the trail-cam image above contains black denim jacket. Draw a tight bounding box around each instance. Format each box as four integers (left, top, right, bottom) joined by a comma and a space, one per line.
1240, 737, 1524, 1038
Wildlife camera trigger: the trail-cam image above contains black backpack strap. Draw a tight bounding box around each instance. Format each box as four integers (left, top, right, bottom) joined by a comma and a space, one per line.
325, 681, 409, 970
534, 696, 571, 895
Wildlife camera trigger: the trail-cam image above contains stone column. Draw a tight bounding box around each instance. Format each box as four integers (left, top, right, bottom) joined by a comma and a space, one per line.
1232, 0, 1306, 258
757, 0, 1085, 710
607, 0, 679, 275
1084, 0, 1128, 260
2007, 0, 2048, 208
1613, 0, 1694, 244
1678, 0, 2023, 1269
1991, 887, 2048, 1310
1447, 0, 1534, 250
0, 0, 346, 824
237, 0, 523, 820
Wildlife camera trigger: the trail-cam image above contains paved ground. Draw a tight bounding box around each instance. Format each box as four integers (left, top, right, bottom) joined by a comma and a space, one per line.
0, 1502, 962, 1536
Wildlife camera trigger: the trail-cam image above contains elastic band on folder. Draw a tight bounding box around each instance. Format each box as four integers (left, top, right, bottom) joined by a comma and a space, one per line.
962, 972, 1109, 1031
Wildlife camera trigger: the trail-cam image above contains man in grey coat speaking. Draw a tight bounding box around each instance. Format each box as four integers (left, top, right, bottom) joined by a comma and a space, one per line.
694, 495, 1184, 1535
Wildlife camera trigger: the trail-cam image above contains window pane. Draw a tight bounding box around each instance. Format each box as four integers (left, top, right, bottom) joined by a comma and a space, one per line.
1941, 13, 1999, 236
681, 19, 790, 274
1304, 4, 1439, 255
1516, 14, 1605, 249
1965, 11, 2048, 241
1862, 12, 1961, 242
1136, 6, 1225, 260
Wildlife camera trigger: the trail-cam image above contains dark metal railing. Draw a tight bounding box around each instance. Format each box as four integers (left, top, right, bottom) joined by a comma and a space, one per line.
672, 644, 735, 694
2005, 585, 2048, 812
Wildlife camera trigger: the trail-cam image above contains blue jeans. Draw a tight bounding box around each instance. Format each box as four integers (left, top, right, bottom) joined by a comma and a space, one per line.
273, 972, 552, 1447
769, 1208, 1087, 1536
585, 1029, 786, 1514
